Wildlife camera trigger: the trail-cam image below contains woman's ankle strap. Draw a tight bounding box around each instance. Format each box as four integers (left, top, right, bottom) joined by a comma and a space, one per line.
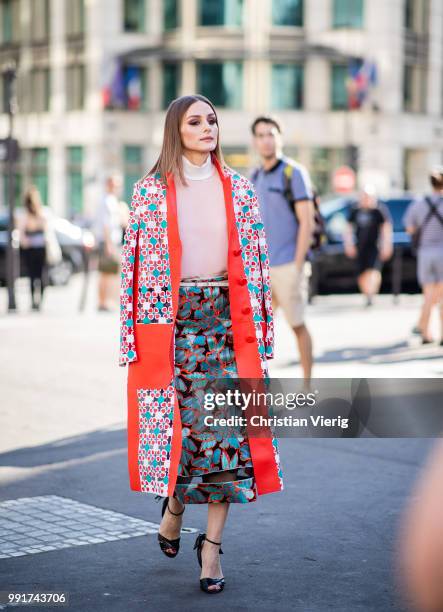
205, 536, 222, 546
167, 503, 185, 516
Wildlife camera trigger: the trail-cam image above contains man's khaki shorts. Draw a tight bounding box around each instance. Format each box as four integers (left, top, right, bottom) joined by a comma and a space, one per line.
269, 261, 311, 328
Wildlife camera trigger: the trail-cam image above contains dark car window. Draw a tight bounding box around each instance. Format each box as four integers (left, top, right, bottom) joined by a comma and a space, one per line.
322, 200, 356, 240
380, 199, 414, 232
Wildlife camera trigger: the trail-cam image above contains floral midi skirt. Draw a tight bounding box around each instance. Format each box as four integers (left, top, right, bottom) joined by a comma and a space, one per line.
172, 273, 258, 504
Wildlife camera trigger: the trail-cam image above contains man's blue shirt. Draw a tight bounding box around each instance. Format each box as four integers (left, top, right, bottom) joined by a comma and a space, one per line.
251, 155, 313, 266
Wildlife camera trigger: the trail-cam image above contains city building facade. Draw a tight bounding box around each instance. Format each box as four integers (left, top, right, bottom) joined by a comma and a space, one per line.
0, 0, 442, 219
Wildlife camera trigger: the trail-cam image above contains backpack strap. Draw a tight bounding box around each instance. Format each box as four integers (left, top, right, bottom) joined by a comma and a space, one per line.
282, 163, 297, 217
413, 197, 442, 250
424, 196, 443, 226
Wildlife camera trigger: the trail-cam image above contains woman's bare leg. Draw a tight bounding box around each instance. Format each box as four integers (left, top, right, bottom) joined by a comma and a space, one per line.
158, 495, 185, 554
200, 470, 236, 591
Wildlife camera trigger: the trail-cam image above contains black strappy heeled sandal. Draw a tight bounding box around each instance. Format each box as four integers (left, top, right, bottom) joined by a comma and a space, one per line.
193, 532, 225, 594
155, 495, 185, 558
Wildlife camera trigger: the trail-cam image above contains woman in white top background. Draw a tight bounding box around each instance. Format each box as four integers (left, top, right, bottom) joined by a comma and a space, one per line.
120, 95, 283, 594
18, 186, 48, 311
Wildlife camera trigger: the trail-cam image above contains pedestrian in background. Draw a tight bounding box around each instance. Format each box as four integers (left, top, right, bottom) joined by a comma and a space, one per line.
94, 174, 123, 312
118, 198, 130, 244
344, 185, 393, 306
250, 115, 314, 385
403, 167, 443, 345
18, 186, 57, 311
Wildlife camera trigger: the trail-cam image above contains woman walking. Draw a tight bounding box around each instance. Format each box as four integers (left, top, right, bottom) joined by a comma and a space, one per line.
119, 95, 283, 593
19, 186, 49, 311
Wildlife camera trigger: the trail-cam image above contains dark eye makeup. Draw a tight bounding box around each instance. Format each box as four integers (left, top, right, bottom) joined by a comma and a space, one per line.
187, 116, 217, 125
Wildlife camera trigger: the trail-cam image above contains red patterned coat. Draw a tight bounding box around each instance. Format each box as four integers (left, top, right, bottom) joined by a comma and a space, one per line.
119, 154, 283, 498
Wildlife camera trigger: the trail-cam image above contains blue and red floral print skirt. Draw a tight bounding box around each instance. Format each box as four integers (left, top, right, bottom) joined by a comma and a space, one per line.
173, 273, 258, 504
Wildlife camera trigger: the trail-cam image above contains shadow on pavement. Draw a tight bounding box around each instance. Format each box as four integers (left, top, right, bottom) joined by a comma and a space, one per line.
0, 427, 126, 470
283, 341, 443, 366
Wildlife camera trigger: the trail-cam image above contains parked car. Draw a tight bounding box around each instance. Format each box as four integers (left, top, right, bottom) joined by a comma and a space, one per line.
0, 209, 95, 287
310, 193, 420, 295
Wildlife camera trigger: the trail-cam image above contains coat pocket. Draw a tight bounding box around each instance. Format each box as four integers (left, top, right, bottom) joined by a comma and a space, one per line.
137, 381, 176, 495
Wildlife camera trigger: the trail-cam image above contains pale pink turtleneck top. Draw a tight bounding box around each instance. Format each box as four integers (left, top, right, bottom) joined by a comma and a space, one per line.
174, 154, 228, 279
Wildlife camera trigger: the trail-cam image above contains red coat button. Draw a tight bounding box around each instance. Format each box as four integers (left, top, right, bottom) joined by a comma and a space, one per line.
233, 249, 241, 256
242, 307, 251, 315
246, 336, 255, 343
238, 278, 247, 286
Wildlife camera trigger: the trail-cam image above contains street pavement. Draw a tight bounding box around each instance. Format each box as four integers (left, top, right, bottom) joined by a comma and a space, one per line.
0, 273, 442, 611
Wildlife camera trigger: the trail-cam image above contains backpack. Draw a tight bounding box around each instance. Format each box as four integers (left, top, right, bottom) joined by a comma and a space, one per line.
411, 196, 443, 256
251, 162, 326, 251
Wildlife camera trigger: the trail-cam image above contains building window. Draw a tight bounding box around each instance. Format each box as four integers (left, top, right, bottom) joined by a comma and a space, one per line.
403, 65, 426, 113
272, 0, 303, 26
67, 146, 83, 217
164, 0, 179, 30
66, 0, 85, 36
404, 0, 413, 29
404, 0, 429, 33
198, 0, 243, 26
0, 71, 10, 112
124, 145, 144, 204
31, 0, 50, 41
30, 68, 50, 112
311, 147, 346, 195
31, 148, 49, 207
162, 62, 179, 109
0, 0, 20, 44
333, 0, 364, 29
66, 65, 85, 110
331, 64, 348, 110
271, 64, 303, 109
197, 61, 242, 108
123, 0, 145, 32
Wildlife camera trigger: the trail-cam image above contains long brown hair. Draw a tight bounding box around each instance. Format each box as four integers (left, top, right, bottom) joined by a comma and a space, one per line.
24, 185, 44, 216
144, 94, 225, 186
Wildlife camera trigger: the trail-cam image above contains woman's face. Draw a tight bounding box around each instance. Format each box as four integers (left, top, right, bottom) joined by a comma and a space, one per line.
180, 101, 218, 154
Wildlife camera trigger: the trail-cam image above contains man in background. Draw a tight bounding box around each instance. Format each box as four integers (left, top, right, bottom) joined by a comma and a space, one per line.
250, 115, 315, 385
94, 174, 123, 312
344, 185, 393, 306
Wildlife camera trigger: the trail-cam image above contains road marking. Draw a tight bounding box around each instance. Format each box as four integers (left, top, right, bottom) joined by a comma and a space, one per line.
0, 495, 197, 558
